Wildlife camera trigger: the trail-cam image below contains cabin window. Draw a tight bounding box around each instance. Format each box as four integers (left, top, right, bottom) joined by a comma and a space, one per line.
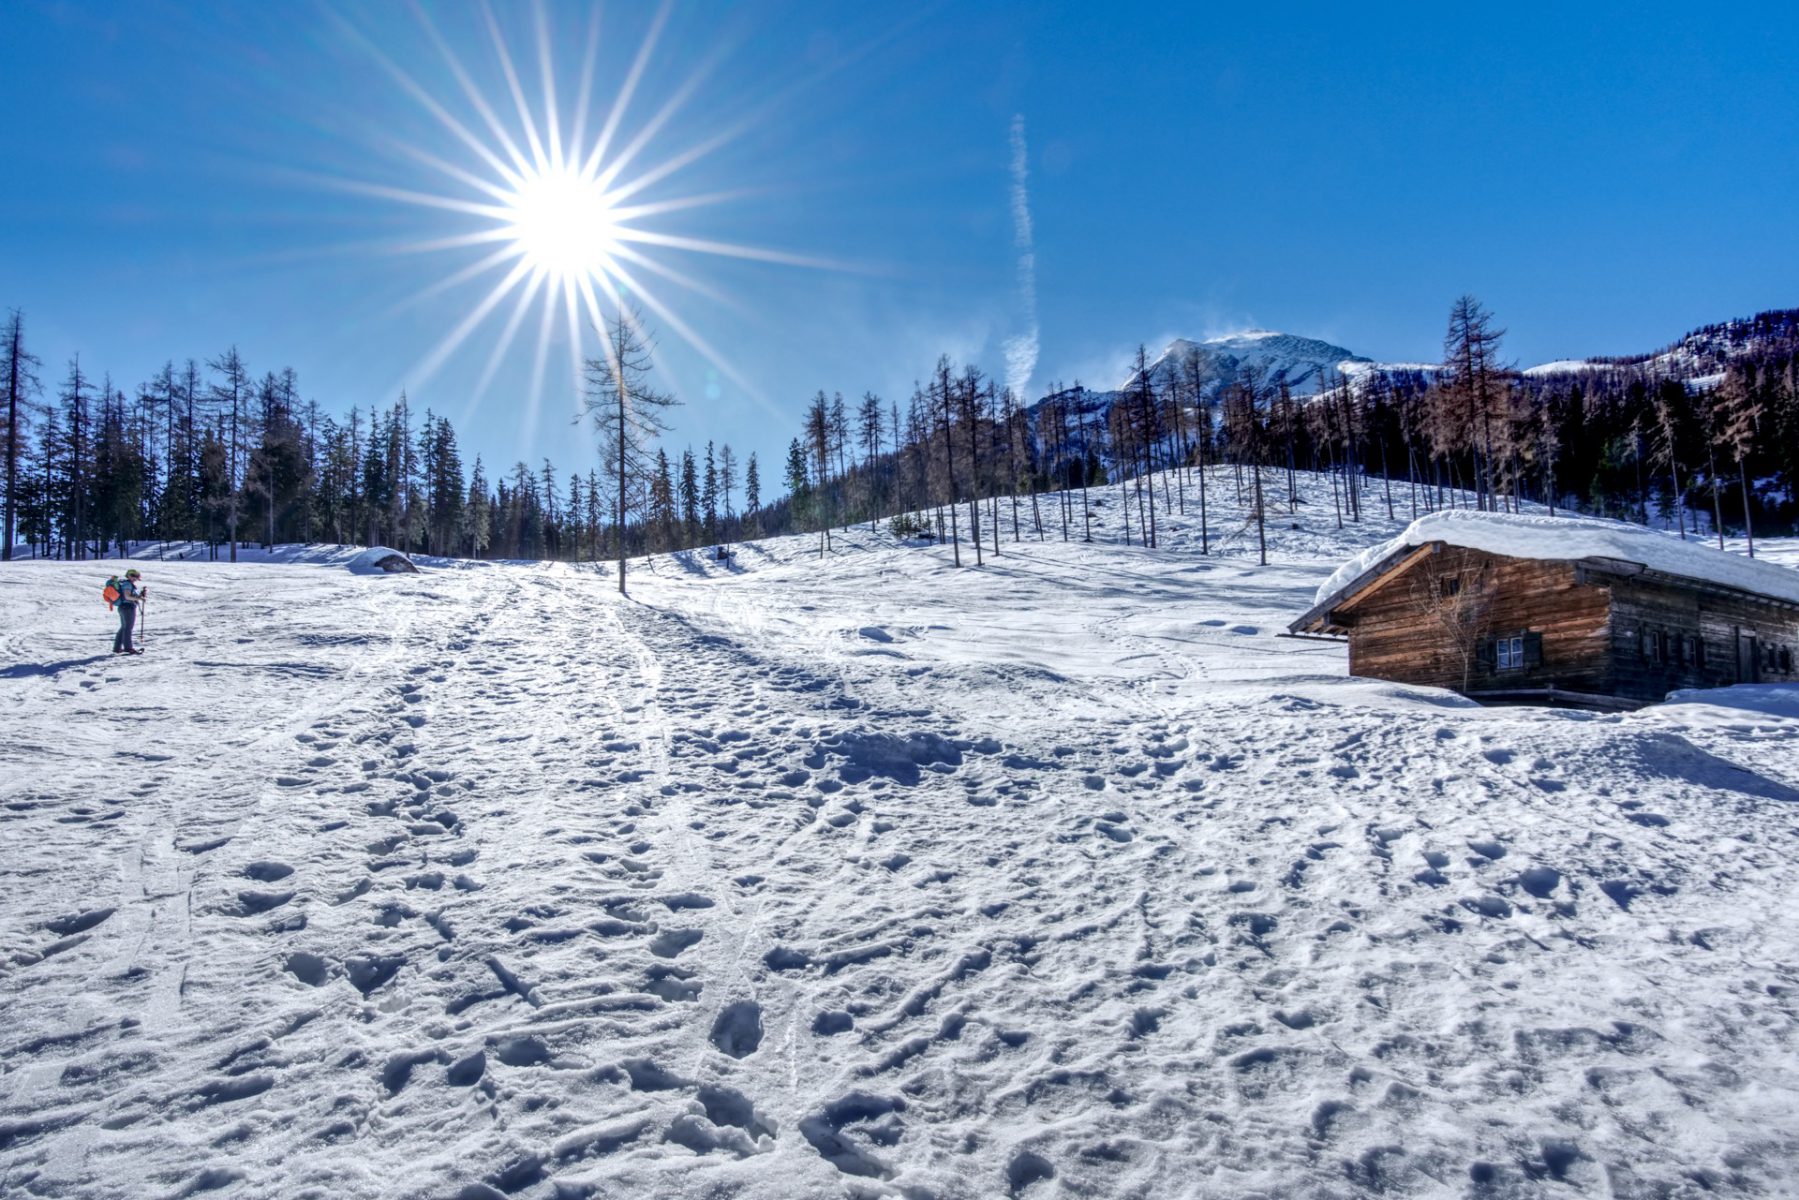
1479, 631, 1542, 674
1496, 635, 1524, 671
1638, 628, 1673, 665
1439, 577, 1461, 599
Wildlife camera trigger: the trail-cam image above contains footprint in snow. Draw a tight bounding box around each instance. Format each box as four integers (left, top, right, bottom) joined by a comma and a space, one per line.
710, 1001, 764, 1058
235, 890, 295, 916
45, 907, 115, 936
1007, 1150, 1056, 1194
649, 929, 703, 958
697, 1084, 776, 1140
284, 952, 330, 987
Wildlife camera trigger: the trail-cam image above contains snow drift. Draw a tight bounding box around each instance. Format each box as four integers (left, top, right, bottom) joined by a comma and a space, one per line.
346, 546, 419, 575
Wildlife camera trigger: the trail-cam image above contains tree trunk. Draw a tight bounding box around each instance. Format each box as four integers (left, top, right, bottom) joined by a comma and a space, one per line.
1739, 458, 1755, 558
616, 387, 628, 593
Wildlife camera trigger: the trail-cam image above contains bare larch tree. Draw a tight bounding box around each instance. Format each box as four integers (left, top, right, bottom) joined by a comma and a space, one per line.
583, 308, 677, 594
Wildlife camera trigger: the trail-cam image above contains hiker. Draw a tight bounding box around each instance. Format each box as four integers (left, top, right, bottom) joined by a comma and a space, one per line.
113, 568, 146, 655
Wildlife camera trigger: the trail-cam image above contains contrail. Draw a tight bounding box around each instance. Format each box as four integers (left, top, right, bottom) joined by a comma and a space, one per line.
1003, 113, 1039, 401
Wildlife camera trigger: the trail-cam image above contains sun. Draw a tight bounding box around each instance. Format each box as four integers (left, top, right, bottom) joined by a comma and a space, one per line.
504, 166, 619, 282
323, 3, 849, 435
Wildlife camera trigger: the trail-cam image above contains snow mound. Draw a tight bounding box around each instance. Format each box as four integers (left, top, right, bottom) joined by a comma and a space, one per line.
1664, 683, 1799, 719
346, 546, 419, 575
1315, 510, 1799, 607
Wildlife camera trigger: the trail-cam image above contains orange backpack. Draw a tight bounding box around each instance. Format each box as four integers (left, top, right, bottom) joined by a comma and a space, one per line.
103, 578, 121, 611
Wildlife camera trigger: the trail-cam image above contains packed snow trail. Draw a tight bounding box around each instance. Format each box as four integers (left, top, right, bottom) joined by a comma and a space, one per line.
4, 499, 1799, 1198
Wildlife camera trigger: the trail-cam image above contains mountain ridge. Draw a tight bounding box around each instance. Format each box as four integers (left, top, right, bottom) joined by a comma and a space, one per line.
1060, 306, 1799, 414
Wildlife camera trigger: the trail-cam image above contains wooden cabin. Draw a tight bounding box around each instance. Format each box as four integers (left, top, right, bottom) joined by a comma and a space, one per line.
1291, 516, 1799, 709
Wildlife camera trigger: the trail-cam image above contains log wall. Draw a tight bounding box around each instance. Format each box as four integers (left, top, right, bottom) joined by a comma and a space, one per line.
1342, 546, 1611, 695
1604, 573, 1799, 700
1337, 543, 1799, 705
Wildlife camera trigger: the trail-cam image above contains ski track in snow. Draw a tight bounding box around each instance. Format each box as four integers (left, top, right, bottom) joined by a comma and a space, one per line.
3, 472, 1799, 1199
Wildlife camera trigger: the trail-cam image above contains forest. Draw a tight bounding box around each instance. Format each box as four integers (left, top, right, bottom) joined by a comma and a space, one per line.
3, 300, 1796, 567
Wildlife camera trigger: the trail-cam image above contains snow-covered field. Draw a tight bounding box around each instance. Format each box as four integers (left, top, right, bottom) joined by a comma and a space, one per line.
4, 473, 1799, 1199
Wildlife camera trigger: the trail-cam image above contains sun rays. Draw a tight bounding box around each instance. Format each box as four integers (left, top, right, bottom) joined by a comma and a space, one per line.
323, 0, 837, 437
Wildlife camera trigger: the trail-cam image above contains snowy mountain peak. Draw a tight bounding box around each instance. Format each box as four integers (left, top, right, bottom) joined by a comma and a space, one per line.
1123, 330, 1371, 398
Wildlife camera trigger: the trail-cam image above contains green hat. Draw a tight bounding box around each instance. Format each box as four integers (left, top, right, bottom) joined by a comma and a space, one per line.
125, 568, 141, 578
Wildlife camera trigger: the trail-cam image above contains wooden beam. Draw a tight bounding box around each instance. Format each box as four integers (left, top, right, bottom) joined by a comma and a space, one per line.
1331, 542, 1441, 616
1469, 686, 1645, 712
1286, 541, 1437, 635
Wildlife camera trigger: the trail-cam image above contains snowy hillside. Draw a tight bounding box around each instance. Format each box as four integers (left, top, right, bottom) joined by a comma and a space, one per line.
1522, 308, 1799, 383
4, 471, 1799, 1199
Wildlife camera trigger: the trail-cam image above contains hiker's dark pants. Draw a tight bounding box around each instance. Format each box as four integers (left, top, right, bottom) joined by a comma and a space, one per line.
114, 605, 137, 653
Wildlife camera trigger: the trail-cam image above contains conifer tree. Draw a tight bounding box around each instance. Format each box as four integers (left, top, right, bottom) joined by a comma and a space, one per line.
584, 470, 601, 561
466, 456, 492, 558
784, 437, 810, 532
719, 443, 737, 524
805, 392, 833, 556
830, 392, 850, 530
1440, 296, 1506, 511
702, 440, 719, 545
59, 356, 91, 559
857, 391, 883, 530
207, 346, 250, 560
679, 447, 700, 548
3, 310, 42, 559
744, 451, 760, 535
649, 448, 676, 551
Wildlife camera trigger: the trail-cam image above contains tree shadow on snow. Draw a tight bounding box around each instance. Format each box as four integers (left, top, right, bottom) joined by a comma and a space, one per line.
665, 549, 748, 577
0, 654, 116, 679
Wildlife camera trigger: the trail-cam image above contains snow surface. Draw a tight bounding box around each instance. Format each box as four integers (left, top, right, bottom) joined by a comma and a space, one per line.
1313, 508, 1799, 610
5, 470, 1799, 1199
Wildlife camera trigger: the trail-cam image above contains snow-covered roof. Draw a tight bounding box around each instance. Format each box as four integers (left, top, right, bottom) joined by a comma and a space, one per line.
1313, 510, 1799, 609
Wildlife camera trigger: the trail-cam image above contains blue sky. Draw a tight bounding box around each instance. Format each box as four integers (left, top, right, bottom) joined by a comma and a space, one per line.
3, 0, 1795, 479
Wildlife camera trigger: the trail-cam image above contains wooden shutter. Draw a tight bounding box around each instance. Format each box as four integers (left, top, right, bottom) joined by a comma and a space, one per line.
1476, 638, 1495, 672
1523, 631, 1543, 669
